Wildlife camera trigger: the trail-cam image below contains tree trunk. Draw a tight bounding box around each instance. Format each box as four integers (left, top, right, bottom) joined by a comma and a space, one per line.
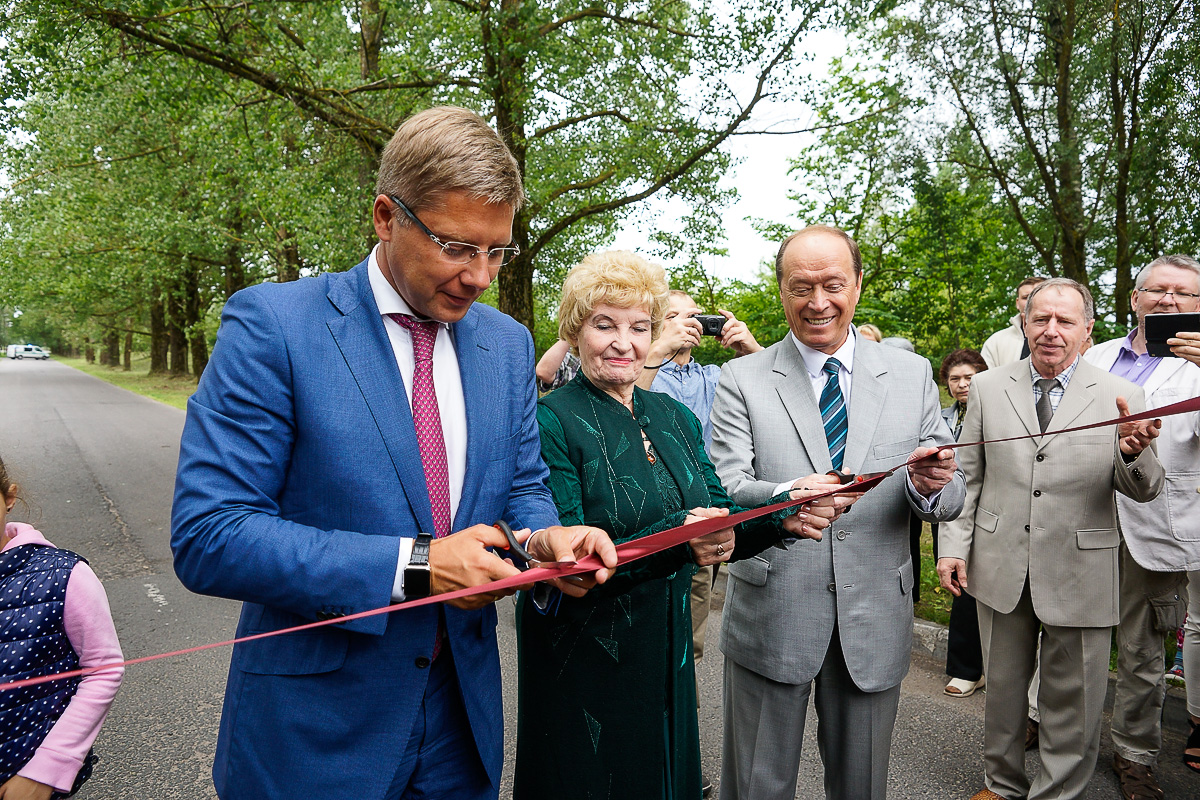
276, 227, 301, 282
488, 0, 534, 332
84, 337, 94, 364
123, 327, 132, 371
1049, 0, 1088, 286
184, 259, 209, 379
167, 285, 189, 377
104, 329, 120, 365
149, 292, 169, 375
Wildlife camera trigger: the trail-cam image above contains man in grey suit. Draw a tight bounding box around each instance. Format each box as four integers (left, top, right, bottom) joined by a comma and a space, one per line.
711, 225, 965, 800
938, 278, 1165, 800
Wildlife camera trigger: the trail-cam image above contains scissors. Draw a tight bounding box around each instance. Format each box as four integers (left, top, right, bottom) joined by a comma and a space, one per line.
494, 520, 579, 571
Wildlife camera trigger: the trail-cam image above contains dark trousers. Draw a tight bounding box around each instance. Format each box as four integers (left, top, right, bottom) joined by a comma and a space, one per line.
932, 523, 983, 681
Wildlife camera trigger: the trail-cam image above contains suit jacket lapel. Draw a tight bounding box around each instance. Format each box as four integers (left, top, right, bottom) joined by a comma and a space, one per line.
326, 263, 435, 533
1004, 365, 1041, 439
773, 342, 834, 472
452, 308, 492, 528
843, 346, 887, 474
1041, 360, 1097, 448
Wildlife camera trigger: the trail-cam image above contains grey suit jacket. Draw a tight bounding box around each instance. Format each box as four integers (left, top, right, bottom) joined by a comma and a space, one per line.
711, 337, 965, 692
938, 358, 1165, 628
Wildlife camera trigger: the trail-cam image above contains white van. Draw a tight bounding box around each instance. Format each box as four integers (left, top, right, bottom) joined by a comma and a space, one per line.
6, 344, 50, 360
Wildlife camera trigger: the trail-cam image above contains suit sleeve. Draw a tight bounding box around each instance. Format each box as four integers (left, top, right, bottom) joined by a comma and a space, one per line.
904, 359, 966, 523
1112, 387, 1166, 503
938, 383, 985, 563
171, 288, 399, 635
711, 361, 781, 507
502, 330, 563, 533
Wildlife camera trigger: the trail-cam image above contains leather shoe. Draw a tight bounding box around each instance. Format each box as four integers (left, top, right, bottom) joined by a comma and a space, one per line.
1112, 754, 1163, 800
1024, 717, 1039, 751
701, 775, 713, 798
968, 790, 1004, 800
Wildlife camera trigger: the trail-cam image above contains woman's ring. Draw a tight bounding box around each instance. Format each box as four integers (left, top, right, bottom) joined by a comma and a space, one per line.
715, 543, 726, 557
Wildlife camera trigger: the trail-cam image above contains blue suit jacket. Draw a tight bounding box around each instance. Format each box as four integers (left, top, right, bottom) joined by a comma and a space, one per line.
171, 259, 559, 799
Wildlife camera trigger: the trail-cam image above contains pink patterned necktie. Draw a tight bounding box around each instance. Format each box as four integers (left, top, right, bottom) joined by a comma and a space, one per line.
389, 313, 450, 660
389, 314, 452, 539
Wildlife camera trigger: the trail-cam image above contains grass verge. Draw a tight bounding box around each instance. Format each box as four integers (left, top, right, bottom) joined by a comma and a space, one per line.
55, 356, 197, 411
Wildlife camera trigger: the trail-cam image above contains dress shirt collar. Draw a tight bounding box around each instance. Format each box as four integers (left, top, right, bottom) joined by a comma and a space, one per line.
790, 326, 857, 380
659, 356, 698, 376
368, 244, 453, 331
1029, 354, 1079, 389
1117, 329, 1140, 356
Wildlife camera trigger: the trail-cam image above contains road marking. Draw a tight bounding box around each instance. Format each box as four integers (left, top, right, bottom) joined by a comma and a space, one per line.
144, 583, 169, 609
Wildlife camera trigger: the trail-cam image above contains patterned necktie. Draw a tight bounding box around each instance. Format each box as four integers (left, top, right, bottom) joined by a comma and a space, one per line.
389, 314, 451, 539
820, 358, 848, 471
1035, 377, 1059, 433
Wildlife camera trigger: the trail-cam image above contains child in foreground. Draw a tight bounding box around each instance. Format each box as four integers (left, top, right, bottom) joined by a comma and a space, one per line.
0, 456, 123, 799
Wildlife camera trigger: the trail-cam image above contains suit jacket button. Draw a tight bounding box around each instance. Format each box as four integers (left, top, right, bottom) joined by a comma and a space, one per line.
836, 531, 847, 540
1033, 490, 1041, 497
316, 610, 333, 621
415, 657, 431, 669
1036, 454, 1045, 462
827, 583, 836, 593
1025, 525, 1030, 532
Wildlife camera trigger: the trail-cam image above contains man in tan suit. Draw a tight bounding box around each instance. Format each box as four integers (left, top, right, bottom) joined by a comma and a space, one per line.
937, 278, 1165, 800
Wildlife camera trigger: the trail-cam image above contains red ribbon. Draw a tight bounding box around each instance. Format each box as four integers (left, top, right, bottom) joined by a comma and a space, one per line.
2, 394, 1196, 693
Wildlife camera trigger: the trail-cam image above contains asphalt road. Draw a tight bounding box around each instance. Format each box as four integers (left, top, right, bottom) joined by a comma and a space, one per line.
1, 358, 1194, 799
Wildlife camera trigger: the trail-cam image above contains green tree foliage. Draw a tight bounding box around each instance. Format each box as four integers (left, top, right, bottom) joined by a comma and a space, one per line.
2, 0, 848, 347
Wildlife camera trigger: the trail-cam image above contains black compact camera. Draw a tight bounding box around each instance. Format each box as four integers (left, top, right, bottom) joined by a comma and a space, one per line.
692, 314, 727, 336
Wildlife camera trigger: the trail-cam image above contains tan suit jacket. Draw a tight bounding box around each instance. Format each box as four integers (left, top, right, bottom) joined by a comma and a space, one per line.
939, 357, 1164, 628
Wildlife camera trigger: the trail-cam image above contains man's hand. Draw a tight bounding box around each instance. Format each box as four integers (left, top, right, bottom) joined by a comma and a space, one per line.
0, 776, 54, 800
429, 524, 530, 609
937, 557, 969, 597
684, 507, 735, 566
1116, 396, 1161, 456
1168, 331, 1200, 366
717, 310, 763, 357
654, 306, 704, 358
907, 446, 957, 497
525, 525, 618, 598
781, 473, 864, 541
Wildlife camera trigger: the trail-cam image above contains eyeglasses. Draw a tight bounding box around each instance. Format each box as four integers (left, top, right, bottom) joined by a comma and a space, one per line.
389, 196, 520, 267
1139, 288, 1200, 302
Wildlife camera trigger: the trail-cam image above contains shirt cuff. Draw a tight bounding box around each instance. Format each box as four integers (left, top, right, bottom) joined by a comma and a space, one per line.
774, 479, 796, 496
905, 472, 939, 512
390, 537, 417, 603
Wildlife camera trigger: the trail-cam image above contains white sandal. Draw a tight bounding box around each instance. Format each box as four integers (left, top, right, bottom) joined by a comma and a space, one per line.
944, 677, 984, 697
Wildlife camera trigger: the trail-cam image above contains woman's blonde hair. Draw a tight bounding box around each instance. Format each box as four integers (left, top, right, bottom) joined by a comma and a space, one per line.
558, 251, 670, 344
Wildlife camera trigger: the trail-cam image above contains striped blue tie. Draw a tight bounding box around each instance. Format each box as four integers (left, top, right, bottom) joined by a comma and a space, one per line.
820, 358, 848, 471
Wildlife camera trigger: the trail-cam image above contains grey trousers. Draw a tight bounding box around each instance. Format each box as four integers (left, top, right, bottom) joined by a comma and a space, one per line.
978, 583, 1111, 800
1185, 570, 1200, 718
720, 628, 901, 800
1110, 542, 1187, 766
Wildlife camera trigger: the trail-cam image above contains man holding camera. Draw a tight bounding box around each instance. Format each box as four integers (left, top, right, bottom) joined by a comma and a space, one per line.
636, 291, 762, 449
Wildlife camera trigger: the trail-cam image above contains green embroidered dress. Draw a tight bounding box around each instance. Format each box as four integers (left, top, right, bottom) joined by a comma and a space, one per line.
514, 374, 790, 800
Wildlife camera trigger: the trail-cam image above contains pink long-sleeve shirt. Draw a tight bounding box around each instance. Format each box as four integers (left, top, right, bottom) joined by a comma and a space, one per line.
4, 523, 124, 793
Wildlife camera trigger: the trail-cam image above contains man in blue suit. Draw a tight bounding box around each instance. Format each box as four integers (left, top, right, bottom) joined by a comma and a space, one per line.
172, 106, 617, 800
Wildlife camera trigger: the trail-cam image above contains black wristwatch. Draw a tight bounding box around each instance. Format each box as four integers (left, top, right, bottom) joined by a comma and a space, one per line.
404, 533, 433, 599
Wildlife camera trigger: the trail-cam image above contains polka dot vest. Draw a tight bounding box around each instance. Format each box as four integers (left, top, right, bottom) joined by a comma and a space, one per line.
0, 544, 85, 783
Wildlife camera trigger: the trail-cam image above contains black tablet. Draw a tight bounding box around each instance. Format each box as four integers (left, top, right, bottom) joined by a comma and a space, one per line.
1144, 312, 1200, 357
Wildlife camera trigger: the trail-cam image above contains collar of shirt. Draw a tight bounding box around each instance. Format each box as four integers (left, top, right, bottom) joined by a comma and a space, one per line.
658, 356, 698, 378
367, 244, 453, 334
790, 327, 858, 381
1030, 354, 1079, 389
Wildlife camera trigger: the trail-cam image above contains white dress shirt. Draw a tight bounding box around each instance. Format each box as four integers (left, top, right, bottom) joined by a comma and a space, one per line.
774, 326, 938, 508
368, 246, 468, 600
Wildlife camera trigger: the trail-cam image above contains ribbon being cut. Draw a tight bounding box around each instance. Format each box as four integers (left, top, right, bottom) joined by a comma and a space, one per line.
2, 393, 1197, 694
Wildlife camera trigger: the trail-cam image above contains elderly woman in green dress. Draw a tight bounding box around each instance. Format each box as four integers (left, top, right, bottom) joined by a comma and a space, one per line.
513, 251, 856, 800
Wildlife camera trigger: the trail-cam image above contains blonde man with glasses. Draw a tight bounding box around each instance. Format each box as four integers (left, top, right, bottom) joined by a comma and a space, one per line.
172, 106, 618, 800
